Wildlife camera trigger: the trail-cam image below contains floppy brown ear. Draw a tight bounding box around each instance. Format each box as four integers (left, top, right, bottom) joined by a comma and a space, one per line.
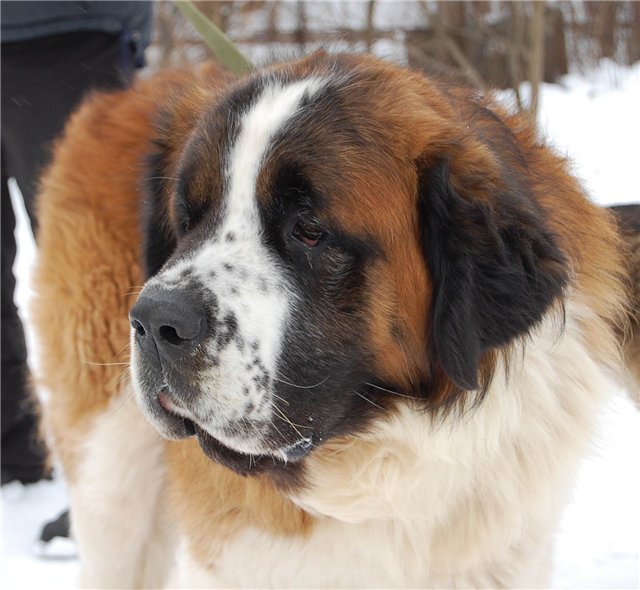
417, 156, 569, 392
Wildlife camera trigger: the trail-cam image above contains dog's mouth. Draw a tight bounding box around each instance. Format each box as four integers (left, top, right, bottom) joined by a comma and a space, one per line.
155, 389, 313, 476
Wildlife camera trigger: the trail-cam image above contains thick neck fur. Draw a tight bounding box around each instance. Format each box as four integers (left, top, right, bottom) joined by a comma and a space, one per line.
269, 297, 619, 587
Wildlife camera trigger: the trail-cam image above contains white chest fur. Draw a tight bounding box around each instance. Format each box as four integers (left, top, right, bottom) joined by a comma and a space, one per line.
176, 301, 615, 588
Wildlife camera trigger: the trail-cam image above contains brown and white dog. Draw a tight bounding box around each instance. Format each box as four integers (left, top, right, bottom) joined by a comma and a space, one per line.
32, 52, 637, 588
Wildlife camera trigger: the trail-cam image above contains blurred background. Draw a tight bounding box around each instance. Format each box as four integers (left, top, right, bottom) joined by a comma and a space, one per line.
149, 0, 640, 118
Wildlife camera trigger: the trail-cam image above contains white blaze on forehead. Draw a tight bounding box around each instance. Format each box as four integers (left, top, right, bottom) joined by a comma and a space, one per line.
224, 78, 324, 230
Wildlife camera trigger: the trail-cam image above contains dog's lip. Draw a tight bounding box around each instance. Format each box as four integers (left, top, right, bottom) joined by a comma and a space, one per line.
151, 389, 197, 439
153, 388, 314, 471
158, 390, 189, 417
193, 423, 268, 474
191, 425, 314, 478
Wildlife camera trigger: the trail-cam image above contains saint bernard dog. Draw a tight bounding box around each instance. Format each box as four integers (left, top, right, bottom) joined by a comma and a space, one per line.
32, 51, 638, 588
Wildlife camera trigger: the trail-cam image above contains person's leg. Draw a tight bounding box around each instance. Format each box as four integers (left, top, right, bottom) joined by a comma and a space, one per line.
1, 31, 136, 485
1, 154, 48, 484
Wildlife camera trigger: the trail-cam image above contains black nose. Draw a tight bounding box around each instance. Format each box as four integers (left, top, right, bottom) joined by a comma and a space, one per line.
130, 288, 208, 362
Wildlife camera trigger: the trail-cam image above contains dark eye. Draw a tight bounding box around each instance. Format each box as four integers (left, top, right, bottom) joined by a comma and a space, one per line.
292, 220, 324, 247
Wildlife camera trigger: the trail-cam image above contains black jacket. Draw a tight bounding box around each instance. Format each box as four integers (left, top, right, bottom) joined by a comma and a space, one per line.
1, 1, 153, 65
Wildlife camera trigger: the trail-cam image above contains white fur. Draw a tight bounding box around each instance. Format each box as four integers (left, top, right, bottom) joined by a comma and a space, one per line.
71, 391, 173, 588
224, 78, 324, 231
175, 300, 614, 588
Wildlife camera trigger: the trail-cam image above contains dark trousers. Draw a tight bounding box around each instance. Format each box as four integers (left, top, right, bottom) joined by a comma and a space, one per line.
1, 31, 136, 482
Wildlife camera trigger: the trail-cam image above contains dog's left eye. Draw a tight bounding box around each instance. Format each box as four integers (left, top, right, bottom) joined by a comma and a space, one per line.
292, 220, 324, 247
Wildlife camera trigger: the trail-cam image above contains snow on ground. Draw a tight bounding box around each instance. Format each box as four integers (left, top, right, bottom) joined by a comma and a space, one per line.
2, 61, 639, 589
537, 60, 640, 208
2, 478, 76, 589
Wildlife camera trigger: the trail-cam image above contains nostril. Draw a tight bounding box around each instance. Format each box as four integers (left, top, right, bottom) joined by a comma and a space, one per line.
131, 318, 146, 337
159, 325, 189, 346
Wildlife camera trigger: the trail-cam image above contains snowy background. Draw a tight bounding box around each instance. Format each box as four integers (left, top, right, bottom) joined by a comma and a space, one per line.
2, 61, 639, 589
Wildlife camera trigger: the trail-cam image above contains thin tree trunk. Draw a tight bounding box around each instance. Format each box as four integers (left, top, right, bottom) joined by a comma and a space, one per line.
528, 1, 546, 123
366, 1, 376, 52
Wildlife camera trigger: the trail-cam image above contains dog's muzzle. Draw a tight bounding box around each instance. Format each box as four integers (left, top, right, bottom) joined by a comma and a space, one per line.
129, 284, 314, 474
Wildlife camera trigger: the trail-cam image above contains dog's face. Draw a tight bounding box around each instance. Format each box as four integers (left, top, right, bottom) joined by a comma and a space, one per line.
130, 53, 568, 477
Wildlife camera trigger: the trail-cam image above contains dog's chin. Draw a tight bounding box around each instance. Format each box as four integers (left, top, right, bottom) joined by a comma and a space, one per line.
137, 387, 314, 476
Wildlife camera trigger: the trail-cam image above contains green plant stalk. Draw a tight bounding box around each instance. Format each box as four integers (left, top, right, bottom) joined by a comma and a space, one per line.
172, 1, 254, 76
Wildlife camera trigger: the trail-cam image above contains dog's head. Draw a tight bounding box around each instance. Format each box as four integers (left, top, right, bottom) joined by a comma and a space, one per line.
130, 52, 568, 478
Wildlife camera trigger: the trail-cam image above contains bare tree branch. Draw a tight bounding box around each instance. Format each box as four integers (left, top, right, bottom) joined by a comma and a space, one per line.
528, 1, 546, 122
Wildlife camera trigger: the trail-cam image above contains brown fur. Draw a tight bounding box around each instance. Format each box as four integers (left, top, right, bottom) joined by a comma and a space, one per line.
32, 66, 228, 477
255, 52, 626, 406
166, 439, 312, 565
